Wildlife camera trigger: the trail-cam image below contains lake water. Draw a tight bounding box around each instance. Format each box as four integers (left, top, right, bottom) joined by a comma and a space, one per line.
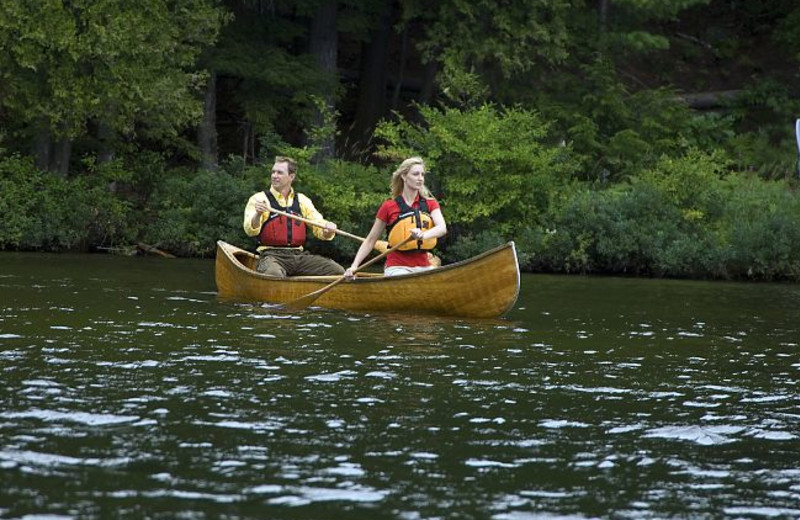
0, 252, 798, 519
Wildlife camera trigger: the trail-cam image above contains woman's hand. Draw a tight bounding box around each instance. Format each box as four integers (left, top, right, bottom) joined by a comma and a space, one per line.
344, 267, 356, 281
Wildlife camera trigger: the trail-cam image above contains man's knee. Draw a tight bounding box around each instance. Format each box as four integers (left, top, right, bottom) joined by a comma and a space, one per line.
325, 261, 346, 275
257, 255, 287, 277
311, 256, 345, 276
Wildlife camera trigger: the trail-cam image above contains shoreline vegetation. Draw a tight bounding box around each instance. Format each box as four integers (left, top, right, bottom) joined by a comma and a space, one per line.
2, 2, 800, 282
3, 137, 800, 282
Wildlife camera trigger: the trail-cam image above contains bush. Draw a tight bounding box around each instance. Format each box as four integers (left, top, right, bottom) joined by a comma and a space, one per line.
715, 173, 800, 280
0, 155, 40, 248
375, 102, 579, 250
143, 166, 253, 257
522, 151, 800, 280
0, 155, 134, 251
296, 160, 389, 259
529, 184, 686, 275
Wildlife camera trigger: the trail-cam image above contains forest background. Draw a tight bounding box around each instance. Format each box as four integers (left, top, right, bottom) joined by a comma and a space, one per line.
2, 0, 800, 281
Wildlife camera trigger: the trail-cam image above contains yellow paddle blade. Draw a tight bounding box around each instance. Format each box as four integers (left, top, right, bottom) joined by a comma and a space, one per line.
282, 276, 346, 311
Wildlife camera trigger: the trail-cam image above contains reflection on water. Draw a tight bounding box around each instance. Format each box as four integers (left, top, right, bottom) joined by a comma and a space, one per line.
0, 253, 799, 519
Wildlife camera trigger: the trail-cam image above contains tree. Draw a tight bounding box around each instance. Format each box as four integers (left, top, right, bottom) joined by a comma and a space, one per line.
398, 0, 573, 101
0, 0, 228, 175
308, 0, 338, 161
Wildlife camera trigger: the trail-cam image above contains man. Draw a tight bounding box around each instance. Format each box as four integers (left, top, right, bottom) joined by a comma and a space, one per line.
243, 156, 345, 277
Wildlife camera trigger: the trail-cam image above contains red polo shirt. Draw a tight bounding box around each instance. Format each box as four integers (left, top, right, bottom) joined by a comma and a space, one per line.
376, 196, 440, 268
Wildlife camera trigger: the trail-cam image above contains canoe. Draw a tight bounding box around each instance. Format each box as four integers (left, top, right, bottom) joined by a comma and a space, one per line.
215, 240, 520, 318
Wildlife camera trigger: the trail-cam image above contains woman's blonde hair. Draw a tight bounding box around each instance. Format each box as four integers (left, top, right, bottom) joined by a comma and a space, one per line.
390, 156, 433, 198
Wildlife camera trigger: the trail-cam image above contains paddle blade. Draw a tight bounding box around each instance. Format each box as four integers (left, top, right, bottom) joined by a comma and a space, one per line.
282, 290, 324, 311
282, 276, 346, 311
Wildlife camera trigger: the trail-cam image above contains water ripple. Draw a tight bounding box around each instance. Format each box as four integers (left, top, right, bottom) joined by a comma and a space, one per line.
1, 409, 140, 426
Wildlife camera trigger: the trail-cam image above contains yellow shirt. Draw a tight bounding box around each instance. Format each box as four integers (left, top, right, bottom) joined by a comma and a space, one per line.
243, 187, 334, 250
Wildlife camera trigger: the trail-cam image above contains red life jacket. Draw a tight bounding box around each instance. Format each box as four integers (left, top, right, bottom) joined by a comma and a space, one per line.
258, 191, 307, 247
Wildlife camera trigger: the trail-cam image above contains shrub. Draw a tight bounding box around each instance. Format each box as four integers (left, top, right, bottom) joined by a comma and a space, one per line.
530, 184, 687, 275
143, 166, 251, 257
715, 173, 800, 280
0, 155, 133, 251
296, 160, 389, 259
374, 102, 579, 251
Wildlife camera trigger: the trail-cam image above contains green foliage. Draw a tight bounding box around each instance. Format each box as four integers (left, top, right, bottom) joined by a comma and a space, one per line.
634, 149, 729, 219
725, 130, 799, 180
562, 62, 727, 179
0, 155, 134, 250
521, 150, 800, 281
774, 5, 800, 52
0, 0, 228, 145
375, 103, 578, 245
299, 160, 386, 229
403, 0, 571, 77
609, 0, 712, 22
143, 165, 253, 257
210, 3, 338, 141
610, 31, 670, 53
437, 60, 490, 107
714, 173, 800, 280
529, 183, 687, 275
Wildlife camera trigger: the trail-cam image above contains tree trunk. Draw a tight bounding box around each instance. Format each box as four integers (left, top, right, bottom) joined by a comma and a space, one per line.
33, 120, 52, 173
309, 0, 338, 163
198, 70, 219, 171
391, 28, 408, 109
350, 0, 392, 156
419, 60, 439, 105
97, 119, 115, 166
53, 136, 72, 177
32, 119, 71, 176
599, 0, 610, 31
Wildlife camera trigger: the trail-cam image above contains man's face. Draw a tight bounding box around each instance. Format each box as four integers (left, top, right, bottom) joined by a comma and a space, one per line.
271, 161, 294, 193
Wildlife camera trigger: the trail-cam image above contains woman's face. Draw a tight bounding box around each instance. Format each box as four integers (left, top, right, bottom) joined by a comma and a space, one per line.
403, 164, 425, 191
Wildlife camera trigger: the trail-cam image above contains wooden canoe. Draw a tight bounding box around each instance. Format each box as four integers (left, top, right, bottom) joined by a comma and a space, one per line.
215, 240, 520, 318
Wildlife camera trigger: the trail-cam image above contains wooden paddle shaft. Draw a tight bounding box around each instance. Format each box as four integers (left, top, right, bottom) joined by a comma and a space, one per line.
265, 205, 390, 253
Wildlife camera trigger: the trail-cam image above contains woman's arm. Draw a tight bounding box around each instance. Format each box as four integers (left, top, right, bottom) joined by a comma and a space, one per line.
419, 208, 447, 240
344, 218, 386, 280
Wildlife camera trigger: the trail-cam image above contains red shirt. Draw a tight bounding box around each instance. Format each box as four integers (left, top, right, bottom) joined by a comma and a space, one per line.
376, 196, 440, 268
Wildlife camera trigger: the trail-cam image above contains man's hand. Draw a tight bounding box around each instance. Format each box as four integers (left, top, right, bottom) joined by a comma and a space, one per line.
322, 222, 337, 239
254, 197, 271, 215
251, 196, 271, 229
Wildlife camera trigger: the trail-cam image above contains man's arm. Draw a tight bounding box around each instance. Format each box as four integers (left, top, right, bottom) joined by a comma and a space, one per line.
243, 193, 269, 236
297, 194, 336, 241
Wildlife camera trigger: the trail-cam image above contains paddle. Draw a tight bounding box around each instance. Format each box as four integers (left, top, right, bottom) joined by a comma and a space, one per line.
282, 234, 415, 311
264, 206, 388, 252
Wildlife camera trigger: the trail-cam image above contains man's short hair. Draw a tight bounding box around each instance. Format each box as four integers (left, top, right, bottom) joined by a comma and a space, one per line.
275, 156, 297, 175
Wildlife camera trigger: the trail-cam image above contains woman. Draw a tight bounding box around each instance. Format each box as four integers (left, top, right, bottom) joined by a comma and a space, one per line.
344, 157, 447, 279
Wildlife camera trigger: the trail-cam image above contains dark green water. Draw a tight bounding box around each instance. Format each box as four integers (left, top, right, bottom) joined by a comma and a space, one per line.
1, 252, 798, 519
